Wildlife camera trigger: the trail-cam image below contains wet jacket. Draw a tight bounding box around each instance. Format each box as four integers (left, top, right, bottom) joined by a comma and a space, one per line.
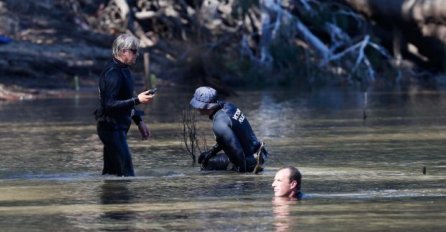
95, 58, 143, 130
211, 101, 261, 172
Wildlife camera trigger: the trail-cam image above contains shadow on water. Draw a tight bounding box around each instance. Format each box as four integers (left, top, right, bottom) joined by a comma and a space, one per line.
98, 179, 138, 230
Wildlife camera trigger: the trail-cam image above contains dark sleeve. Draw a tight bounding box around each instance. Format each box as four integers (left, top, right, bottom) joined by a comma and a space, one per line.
132, 109, 144, 125
213, 113, 247, 172
103, 69, 139, 113
210, 143, 222, 154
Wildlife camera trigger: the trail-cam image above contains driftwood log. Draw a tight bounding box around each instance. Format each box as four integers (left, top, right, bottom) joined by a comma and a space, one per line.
338, 0, 446, 70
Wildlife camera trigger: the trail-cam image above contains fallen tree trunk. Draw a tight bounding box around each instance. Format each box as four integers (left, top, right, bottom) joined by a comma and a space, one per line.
339, 0, 446, 70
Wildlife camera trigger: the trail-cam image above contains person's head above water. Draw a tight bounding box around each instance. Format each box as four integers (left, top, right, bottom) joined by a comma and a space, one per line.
272, 166, 302, 199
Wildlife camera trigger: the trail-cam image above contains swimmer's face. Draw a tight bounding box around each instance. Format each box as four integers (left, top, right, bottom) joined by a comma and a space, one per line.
272, 169, 296, 197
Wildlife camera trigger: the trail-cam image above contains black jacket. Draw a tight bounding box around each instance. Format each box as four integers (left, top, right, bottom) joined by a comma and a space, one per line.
95, 58, 143, 129
211, 102, 261, 172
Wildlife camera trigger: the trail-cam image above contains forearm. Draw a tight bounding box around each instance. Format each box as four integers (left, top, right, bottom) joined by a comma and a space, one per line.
210, 143, 222, 154
104, 97, 139, 112
131, 109, 145, 124
132, 115, 142, 125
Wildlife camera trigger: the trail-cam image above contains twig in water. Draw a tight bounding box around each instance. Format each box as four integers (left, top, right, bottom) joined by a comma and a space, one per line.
182, 108, 200, 164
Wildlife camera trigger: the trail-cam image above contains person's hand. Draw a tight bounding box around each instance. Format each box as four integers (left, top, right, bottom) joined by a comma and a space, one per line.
198, 150, 214, 165
137, 90, 154, 104
137, 121, 150, 140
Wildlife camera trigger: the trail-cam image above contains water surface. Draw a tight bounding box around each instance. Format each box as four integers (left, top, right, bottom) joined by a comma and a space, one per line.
0, 88, 445, 231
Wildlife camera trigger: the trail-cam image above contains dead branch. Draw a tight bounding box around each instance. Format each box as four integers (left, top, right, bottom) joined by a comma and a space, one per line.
182, 108, 199, 164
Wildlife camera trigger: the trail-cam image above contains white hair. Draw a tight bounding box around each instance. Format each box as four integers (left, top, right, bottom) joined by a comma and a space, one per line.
112, 33, 140, 57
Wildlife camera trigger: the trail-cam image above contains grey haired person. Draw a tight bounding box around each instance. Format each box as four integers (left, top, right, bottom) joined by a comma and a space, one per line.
95, 33, 155, 176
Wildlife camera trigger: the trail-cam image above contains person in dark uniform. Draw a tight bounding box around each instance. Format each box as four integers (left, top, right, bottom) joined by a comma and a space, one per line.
94, 33, 154, 177
189, 86, 268, 173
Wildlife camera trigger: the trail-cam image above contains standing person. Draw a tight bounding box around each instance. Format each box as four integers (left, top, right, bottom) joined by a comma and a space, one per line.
272, 166, 303, 200
189, 86, 268, 173
94, 33, 154, 177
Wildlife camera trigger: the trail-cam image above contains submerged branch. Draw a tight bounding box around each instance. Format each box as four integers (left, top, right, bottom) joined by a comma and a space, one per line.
182, 108, 199, 164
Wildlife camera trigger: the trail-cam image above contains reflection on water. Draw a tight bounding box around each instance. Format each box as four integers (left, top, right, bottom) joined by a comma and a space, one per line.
0, 88, 446, 231
98, 180, 138, 231
272, 197, 299, 232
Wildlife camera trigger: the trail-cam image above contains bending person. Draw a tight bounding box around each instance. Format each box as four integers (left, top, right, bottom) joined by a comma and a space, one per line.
189, 86, 268, 173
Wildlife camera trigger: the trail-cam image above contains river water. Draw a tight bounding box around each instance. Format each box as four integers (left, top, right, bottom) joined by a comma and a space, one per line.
0, 87, 445, 231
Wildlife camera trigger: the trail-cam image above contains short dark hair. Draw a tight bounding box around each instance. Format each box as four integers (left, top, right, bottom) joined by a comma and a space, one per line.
280, 166, 302, 190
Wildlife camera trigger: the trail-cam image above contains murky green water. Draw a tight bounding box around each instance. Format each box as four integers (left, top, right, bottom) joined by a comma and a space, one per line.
0, 88, 445, 231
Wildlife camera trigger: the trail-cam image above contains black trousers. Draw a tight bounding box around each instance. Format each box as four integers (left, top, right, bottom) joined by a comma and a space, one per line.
202, 153, 258, 172
97, 123, 135, 176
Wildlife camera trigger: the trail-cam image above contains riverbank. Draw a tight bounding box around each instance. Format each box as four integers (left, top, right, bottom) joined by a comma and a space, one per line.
2, 0, 446, 101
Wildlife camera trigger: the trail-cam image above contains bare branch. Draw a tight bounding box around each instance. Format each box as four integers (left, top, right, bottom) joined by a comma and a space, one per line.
295, 18, 330, 58
182, 108, 199, 164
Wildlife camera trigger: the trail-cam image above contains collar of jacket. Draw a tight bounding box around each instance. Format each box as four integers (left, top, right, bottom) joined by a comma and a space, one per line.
112, 57, 129, 68
209, 103, 224, 120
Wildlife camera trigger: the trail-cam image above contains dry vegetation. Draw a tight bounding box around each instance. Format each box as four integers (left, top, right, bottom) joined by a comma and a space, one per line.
1, 0, 446, 100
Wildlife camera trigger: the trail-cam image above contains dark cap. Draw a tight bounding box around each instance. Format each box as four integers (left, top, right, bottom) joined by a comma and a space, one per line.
190, 86, 219, 109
